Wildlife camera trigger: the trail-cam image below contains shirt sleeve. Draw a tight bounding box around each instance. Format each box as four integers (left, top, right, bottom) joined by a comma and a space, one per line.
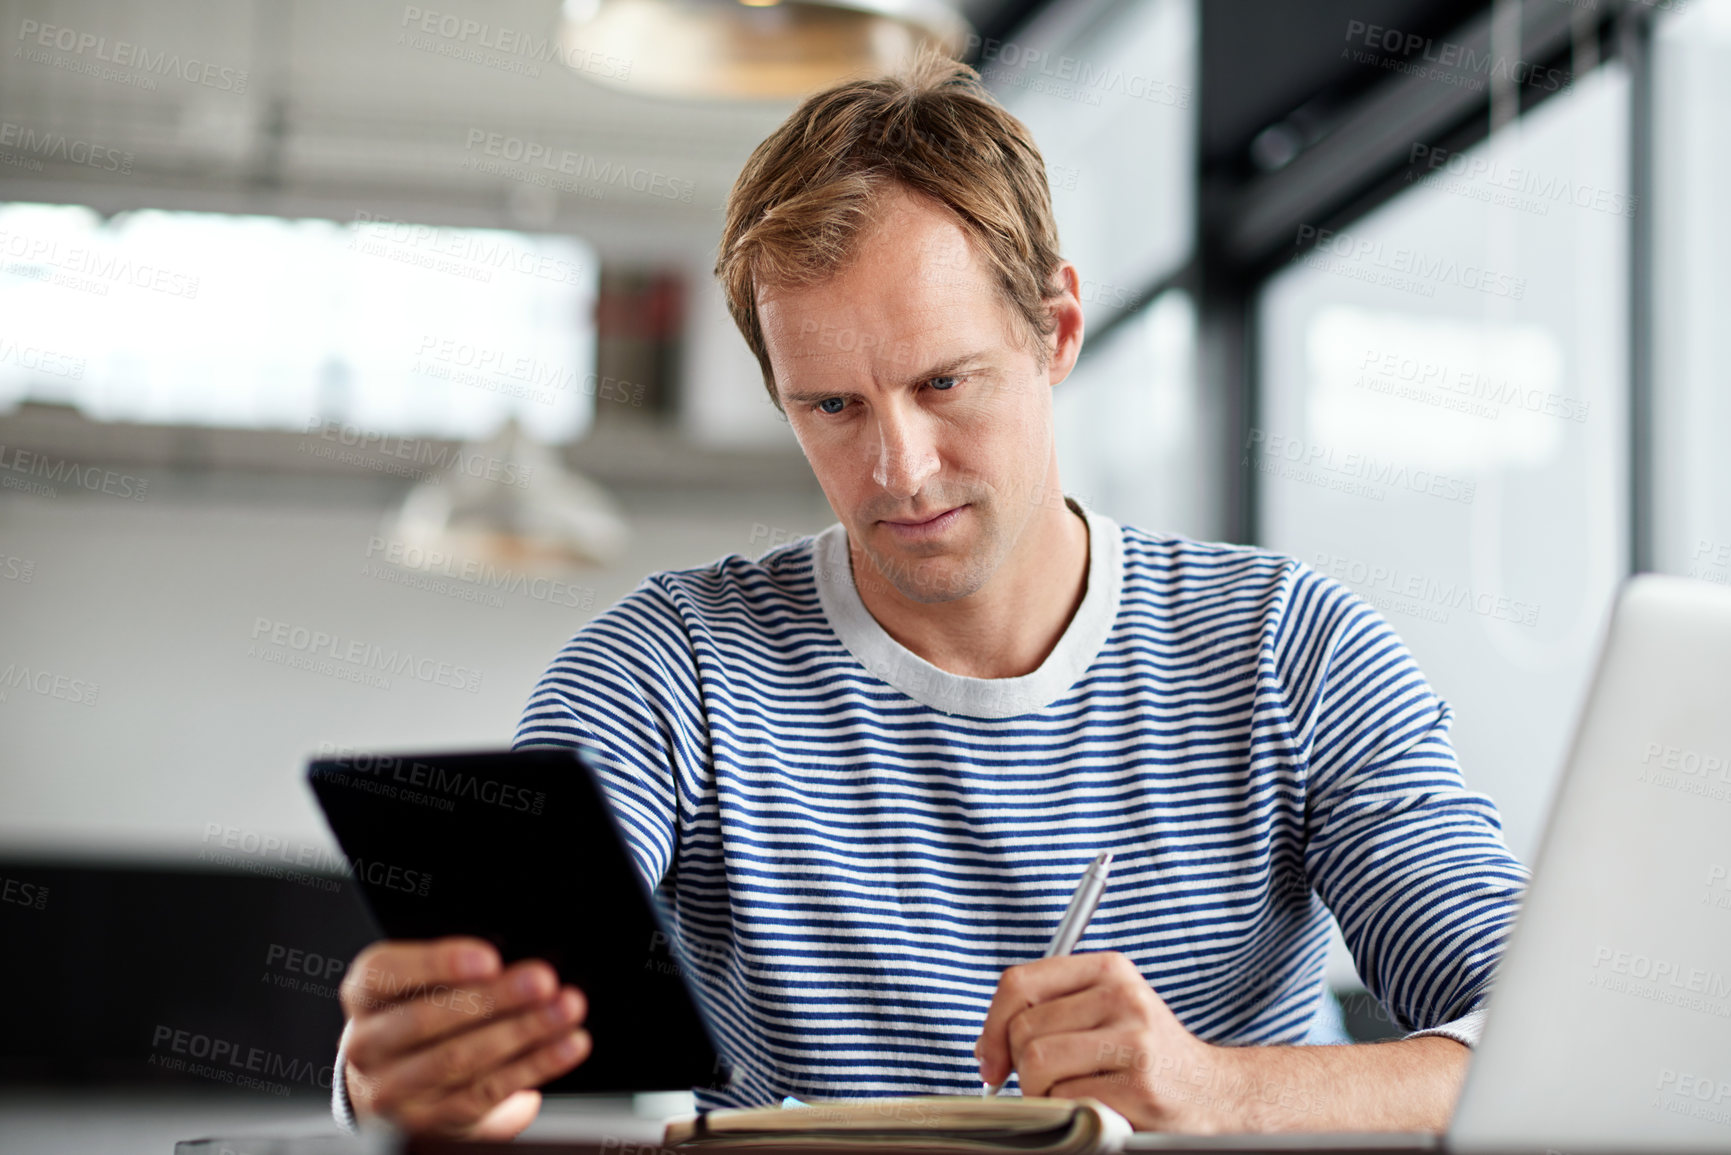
1403, 1007, 1486, 1048
512, 576, 710, 892
1274, 563, 1529, 1039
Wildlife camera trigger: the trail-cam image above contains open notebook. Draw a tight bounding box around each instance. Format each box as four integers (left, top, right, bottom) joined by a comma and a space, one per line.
664, 1095, 1133, 1154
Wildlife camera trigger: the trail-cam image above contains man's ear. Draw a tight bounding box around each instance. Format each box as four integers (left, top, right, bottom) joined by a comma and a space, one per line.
1044, 262, 1085, 388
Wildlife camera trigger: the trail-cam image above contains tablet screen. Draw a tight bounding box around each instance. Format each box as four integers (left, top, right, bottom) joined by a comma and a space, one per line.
307, 746, 725, 1094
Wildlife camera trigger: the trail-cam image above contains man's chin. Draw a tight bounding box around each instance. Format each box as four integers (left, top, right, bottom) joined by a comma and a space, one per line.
854, 541, 988, 605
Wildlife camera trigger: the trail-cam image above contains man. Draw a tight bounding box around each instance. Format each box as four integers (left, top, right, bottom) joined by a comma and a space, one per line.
331, 54, 1528, 1138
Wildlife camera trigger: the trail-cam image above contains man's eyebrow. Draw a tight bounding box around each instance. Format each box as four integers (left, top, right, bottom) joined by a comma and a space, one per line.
778, 351, 993, 404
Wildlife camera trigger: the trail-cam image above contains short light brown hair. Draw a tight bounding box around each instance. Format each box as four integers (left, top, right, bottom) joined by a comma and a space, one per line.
715, 51, 1064, 410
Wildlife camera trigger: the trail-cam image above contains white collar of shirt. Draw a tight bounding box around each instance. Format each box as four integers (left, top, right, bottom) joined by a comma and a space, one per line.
810, 496, 1124, 718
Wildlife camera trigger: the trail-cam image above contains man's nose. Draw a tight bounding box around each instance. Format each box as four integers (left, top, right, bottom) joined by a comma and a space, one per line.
869, 406, 939, 498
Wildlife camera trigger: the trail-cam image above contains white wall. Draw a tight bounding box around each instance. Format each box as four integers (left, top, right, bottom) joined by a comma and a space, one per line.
678, 258, 804, 450
0, 474, 833, 862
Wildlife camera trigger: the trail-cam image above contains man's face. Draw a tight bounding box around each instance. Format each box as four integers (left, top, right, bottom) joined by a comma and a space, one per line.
756, 184, 1080, 605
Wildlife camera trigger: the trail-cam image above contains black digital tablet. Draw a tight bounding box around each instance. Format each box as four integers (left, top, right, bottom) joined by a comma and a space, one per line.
306, 746, 727, 1095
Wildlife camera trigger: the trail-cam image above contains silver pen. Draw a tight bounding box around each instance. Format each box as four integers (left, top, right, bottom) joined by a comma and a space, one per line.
983, 851, 1113, 1096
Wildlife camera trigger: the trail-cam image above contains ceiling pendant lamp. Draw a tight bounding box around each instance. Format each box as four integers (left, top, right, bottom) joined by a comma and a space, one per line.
557, 0, 972, 100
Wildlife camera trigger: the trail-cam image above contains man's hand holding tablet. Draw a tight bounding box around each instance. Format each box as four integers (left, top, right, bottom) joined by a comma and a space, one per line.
337, 936, 590, 1137
309, 748, 724, 1136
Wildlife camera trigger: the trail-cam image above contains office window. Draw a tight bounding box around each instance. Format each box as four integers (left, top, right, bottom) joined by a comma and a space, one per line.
1255, 65, 1631, 864
1055, 289, 1218, 539
989, 0, 1196, 331
0, 203, 598, 443
1651, 0, 1731, 585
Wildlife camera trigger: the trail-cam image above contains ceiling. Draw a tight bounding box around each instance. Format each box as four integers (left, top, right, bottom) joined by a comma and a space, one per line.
1199, 0, 1489, 176
0, 0, 1064, 268
0, 0, 806, 264
0, 0, 1499, 266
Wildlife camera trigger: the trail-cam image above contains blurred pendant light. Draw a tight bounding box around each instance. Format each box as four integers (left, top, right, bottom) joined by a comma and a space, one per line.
385, 419, 631, 573
558, 0, 972, 99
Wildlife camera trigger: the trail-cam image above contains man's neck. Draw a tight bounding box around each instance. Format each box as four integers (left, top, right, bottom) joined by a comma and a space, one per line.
848, 498, 1090, 680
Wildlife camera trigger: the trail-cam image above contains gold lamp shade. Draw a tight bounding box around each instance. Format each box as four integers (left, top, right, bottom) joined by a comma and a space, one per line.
558, 0, 973, 100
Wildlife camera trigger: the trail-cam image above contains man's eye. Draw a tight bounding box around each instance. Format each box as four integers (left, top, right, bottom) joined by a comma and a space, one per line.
817, 397, 846, 415
928, 376, 959, 392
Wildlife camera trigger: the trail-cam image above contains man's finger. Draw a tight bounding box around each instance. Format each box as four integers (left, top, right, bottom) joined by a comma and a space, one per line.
1013, 1026, 1139, 1099
341, 937, 501, 1018
975, 953, 1122, 1081
368, 988, 586, 1105
1004, 983, 1120, 1077
395, 1030, 591, 1134
346, 963, 570, 1070
463, 1090, 546, 1141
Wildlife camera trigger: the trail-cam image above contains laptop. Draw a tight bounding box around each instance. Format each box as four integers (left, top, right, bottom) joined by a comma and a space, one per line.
1128, 573, 1731, 1152
1446, 573, 1731, 1152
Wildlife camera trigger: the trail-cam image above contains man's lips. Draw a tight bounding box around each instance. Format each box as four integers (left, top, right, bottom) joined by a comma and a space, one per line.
880, 506, 962, 528
876, 506, 968, 540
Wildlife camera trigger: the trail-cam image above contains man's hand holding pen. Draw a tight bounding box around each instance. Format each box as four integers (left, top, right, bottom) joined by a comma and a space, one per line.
973, 950, 1243, 1133
972, 852, 1259, 1132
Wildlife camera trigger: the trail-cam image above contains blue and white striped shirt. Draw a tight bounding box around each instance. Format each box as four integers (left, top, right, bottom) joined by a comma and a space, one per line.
510, 500, 1527, 1110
